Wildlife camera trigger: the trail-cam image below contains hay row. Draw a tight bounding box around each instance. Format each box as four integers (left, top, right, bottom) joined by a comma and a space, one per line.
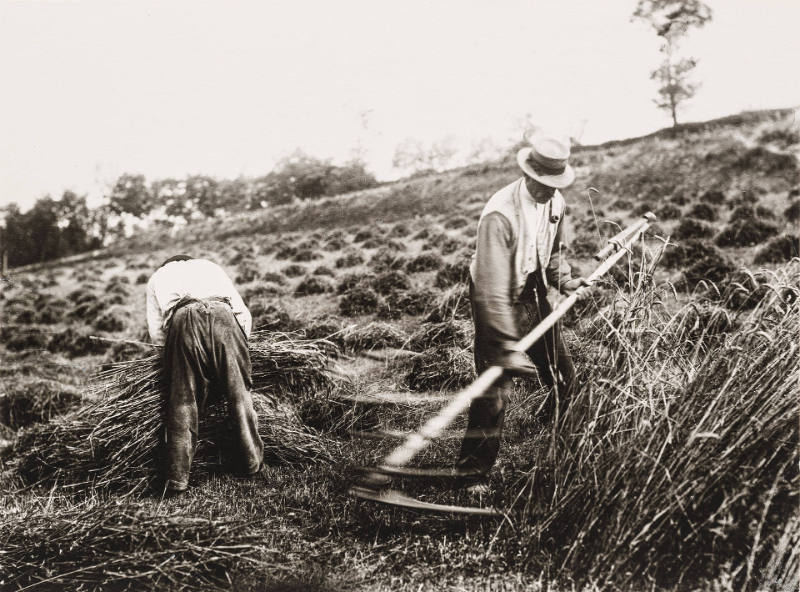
6, 331, 343, 495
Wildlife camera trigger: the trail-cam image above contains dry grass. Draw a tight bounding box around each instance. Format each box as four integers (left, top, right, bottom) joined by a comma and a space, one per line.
7, 332, 343, 495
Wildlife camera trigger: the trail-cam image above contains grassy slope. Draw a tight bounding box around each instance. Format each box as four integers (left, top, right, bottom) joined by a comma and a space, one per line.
1, 108, 798, 591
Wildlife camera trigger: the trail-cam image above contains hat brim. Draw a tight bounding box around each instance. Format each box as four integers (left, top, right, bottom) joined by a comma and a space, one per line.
517, 148, 575, 189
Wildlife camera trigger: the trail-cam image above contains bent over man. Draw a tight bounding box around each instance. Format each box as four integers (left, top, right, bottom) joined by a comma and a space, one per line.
457, 132, 587, 483
146, 255, 264, 494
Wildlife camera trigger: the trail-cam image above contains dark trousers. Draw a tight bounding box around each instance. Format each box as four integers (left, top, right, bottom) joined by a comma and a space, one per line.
163, 299, 264, 491
457, 275, 576, 474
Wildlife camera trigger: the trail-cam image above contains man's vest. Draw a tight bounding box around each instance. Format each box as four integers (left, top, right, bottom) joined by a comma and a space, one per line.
469, 178, 566, 300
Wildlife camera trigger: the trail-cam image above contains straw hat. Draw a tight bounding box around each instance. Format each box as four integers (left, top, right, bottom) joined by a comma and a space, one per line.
516, 132, 575, 189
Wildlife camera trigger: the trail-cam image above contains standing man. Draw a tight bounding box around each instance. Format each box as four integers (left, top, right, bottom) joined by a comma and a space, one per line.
146, 255, 264, 494
457, 132, 588, 485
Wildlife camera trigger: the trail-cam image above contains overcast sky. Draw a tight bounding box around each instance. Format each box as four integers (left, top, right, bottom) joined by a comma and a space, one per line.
1, 0, 798, 210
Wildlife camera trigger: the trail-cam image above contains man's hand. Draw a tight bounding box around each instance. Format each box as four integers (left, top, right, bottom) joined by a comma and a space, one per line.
559, 277, 591, 297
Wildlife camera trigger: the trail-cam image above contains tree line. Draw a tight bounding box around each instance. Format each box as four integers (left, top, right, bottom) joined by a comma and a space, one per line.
1, 151, 377, 268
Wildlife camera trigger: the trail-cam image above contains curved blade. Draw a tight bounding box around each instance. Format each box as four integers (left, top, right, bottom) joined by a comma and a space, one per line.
349, 485, 502, 517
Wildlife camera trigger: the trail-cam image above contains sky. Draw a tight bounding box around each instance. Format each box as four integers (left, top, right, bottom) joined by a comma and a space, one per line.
0, 0, 798, 210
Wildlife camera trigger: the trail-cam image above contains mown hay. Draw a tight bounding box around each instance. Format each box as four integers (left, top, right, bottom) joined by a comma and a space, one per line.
371, 269, 411, 295
341, 321, 407, 352
512, 261, 800, 590
0, 503, 280, 591
47, 328, 111, 358
674, 217, 714, 240
376, 287, 437, 320
753, 234, 800, 264
0, 378, 83, 430
7, 332, 339, 494
338, 286, 379, 317
405, 347, 474, 392
295, 275, 333, 296
408, 320, 471, 351
716, 218, 779, 248
425, 284, 471, 322
334, 249, 365, 269
434, 259, 470, 288
406, 251, 444, 273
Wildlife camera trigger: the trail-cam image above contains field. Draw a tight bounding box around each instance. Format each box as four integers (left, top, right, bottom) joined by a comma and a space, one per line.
1, 108, 798, 591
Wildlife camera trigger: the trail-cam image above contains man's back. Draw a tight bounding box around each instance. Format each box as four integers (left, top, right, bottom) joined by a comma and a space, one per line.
146, 258, 251, 345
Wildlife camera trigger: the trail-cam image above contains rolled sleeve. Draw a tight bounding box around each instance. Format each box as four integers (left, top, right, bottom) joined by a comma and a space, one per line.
473, 212, 520, 349
145, 279, 166, 346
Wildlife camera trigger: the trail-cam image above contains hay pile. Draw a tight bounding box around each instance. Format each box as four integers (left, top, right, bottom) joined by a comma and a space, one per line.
7, 332, 341, 495
515, 261, 800, 589
0, 503, 279, 590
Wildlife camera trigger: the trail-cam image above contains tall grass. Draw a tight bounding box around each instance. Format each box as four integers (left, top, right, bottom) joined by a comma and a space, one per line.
514, 260, 799, 590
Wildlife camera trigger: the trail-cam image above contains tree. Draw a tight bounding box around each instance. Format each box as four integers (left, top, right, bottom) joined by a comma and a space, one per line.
633, 0, 712, 126
108, 173, 152, 218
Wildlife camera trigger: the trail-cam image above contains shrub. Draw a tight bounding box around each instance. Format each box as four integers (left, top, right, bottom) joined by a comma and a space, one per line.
715, 219, 779, 248
757, 125, 800, 147
13, 307, 37, 325
135, 273, 149, 285
734, 146, 798, 176
371, 270, 411, 296
753, 234, 800, 264
338, 286, 379, 317
686, 203, 717, 221
282, 264, 306, 278
655, 204, 682, 220
295, 275, 333, 296
673, 218, 714, 240
434, 260, 470, 288
334, 250, 364, 269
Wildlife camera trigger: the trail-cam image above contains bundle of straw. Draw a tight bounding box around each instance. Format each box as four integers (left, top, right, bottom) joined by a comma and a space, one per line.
8, 332, 341, 495
516, 261, 800, 589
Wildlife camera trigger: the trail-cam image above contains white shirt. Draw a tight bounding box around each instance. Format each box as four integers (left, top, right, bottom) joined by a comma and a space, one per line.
145, 259, 252, 345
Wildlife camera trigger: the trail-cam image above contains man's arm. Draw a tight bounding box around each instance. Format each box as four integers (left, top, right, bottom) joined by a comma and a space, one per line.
472, 212, 520, 351
145, 279, 166, 346
546, 216, 590, 295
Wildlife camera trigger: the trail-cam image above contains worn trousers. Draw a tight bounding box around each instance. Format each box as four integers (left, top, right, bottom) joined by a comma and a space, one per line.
457, 275, 576, 474
163, 299, 264, 491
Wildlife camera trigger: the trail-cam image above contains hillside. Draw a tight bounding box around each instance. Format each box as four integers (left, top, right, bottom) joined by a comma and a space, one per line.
0, 108, 798, 591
